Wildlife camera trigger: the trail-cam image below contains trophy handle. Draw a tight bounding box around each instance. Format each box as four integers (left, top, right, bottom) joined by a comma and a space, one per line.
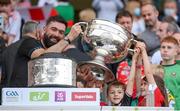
127, 38, 138, 55
78, 22, 88, 33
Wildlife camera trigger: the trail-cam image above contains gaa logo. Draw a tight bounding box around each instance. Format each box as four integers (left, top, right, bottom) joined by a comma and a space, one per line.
5, 90, 20, 102
6, 91, 19, 97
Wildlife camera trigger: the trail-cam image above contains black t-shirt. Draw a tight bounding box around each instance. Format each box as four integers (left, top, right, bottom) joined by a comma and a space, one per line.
120, 92, 132, 106
10, 37, 43, 87
63, 48, 92, 63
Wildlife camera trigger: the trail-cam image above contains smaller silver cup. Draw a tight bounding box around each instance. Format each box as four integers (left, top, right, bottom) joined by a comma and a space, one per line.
77, 19, 136, 83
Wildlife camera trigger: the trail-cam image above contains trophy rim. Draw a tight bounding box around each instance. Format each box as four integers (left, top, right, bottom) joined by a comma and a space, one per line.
80, 19, 133, 64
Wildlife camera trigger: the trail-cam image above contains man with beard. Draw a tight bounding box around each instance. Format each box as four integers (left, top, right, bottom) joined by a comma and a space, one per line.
1, 15, 88, 87
139, 3, 161, 56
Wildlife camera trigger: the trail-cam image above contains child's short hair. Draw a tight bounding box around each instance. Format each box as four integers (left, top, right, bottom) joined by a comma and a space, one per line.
161, 36, 179, 46
79, 8, 96, 22
107, 81, 126, 94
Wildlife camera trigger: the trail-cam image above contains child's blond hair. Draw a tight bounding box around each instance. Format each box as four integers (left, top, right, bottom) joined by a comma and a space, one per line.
79, 8, 96, 22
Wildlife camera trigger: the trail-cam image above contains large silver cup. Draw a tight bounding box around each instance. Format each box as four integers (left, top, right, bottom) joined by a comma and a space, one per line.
77, 19, 136, 83
28, 53, 77, 87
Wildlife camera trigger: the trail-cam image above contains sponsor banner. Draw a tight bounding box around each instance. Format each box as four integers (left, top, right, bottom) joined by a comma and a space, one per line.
2, 88, 100, 106
72, 92, 96, 101
0, 106, 174, 111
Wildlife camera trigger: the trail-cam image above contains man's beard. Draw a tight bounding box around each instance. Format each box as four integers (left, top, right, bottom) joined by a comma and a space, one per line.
43, 33, 61, 48
145, 23, 153, 29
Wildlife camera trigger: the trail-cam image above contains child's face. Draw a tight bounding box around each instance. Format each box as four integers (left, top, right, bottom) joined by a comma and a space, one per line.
108, 85, 124, 105
140, 79, 148, 96
160, 42, 178, 61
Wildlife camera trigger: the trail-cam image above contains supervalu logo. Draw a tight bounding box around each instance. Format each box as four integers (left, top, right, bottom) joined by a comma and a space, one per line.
29, 92, 49, 101
71, 92, 96, 101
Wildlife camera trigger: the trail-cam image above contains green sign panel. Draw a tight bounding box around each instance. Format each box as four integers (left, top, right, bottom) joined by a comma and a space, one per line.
30, 92, 49, 101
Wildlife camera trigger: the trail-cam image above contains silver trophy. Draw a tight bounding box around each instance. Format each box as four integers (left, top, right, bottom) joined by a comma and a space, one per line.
28, 53, 77, 87
77, 19, 136, 83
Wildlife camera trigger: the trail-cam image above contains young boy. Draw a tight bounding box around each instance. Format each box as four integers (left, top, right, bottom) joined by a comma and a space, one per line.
135, 42, 168, 107
107, 47, 141, 106
160, 36, 180, 109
